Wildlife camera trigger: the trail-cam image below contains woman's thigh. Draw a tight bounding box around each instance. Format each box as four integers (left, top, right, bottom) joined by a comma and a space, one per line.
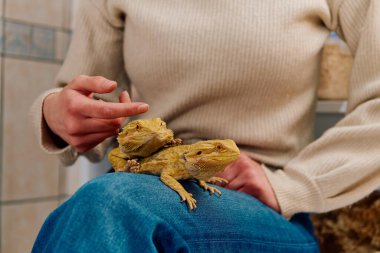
33, 173, 319, 253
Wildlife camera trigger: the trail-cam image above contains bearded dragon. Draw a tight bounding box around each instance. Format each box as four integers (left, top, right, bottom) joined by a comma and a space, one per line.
119, 139, 240, 210
108, 118, 182, 171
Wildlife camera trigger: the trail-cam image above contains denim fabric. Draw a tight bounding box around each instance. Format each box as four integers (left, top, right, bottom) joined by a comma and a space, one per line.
33, 173, 319, 253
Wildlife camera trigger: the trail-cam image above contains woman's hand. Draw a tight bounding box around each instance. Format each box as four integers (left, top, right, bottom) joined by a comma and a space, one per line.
43, 75, 149, 153
216, 153, 281, 212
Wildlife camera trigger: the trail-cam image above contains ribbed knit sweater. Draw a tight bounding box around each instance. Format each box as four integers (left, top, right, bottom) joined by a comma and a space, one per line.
31, 0, 380, 218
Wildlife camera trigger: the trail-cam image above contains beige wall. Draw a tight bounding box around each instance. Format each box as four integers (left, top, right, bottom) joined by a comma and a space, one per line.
0, 1, 72, 252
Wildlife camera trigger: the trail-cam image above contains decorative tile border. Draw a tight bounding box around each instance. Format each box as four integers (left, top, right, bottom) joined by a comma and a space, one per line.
5, 21, 31, 57
0, 18, 71, 63
31, 26, 55, 60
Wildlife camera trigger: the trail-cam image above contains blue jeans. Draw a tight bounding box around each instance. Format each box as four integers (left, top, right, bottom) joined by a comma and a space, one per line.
33, 173, 319, 252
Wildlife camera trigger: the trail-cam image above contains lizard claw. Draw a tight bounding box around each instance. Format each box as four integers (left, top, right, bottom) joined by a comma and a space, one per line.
125, 159, 140, 173
205, 185, 222, 196
173, 138, 183, 146
198, 180, 223, 197
165, 138, 183, 147
180, 192, 197, 210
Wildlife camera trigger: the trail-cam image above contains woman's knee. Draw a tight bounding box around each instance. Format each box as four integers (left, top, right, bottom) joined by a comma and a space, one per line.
68, 173, 168, 212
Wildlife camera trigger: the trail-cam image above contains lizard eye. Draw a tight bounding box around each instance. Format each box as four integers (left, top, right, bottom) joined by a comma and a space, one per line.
196, 151, 202, 155
216, 145, 222, 150
136, 124, 141, 130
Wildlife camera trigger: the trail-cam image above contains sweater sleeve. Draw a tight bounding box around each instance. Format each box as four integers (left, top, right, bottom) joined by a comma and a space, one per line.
30, 0, 128, 166
263, 0, 380, 218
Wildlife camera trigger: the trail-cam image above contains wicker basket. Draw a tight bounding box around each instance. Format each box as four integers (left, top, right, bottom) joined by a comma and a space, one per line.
318, 33, 353, 100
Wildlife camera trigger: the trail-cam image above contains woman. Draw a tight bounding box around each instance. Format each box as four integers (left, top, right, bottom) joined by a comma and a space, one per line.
31, 0, 380, 252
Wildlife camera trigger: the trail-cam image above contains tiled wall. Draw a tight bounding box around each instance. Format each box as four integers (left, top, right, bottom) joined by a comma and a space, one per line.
0, 1, 72, 252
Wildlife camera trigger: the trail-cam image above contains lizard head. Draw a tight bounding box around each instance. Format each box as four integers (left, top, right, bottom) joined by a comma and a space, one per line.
117, 118, 174, 157
183, 139, 240, 181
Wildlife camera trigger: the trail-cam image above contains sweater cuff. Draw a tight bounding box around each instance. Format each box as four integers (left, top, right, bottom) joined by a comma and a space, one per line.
30, 88, 72, 155
262, 164, 324, 219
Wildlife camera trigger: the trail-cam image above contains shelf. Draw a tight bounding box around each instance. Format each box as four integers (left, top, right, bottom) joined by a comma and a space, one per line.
316, 100, 347, 114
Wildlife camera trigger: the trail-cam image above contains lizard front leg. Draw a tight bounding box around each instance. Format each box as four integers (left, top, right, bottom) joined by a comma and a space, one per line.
207, 177, 229, 186
160, 170, 197, 210
125, 159, 140, 173
165, 138, 183, 147
198, 180, 222, 196
108, 148, 131, 172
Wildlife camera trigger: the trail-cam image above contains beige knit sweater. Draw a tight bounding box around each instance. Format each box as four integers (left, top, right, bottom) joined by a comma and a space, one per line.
31, 0, 380, 218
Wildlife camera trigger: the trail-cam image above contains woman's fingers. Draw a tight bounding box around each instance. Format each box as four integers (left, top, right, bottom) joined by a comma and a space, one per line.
215, 162, 241, 182
234, 176, 262, 195
43, 75, 147, 153
66, 76, 149, 119
225, 169, 257, 191
78, 98, 149, 119
119, 90, 131, 103
67, 75, 117, 96
225, 176, 245, 190
65, 118, 123, 135
68, 130, 119, 153
116, 91, 133, 125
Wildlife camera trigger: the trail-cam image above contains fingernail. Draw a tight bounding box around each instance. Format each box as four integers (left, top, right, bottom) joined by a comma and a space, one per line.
105, 81, 116, 89
137, 104, 149, 113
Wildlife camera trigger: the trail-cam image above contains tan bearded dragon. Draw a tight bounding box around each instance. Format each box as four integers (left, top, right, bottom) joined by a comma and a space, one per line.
119, 139, 240, 210
108, 118, 182, 171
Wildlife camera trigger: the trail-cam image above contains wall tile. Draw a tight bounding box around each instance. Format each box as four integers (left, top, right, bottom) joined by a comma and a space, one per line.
0, 56, 2, 126
0, 0, 3, 17
60, 156, 110, 196
1, 200, 58, 253
55, 30, 71, 62
59, 162, 82, 196
63, 0, 73, 29
5, 0, 65, 28
71, 0, 81, 28
31, 26, 55, 60
0, 19, 3, 53
4, 21, 31, 57
2, 58, 60, 201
